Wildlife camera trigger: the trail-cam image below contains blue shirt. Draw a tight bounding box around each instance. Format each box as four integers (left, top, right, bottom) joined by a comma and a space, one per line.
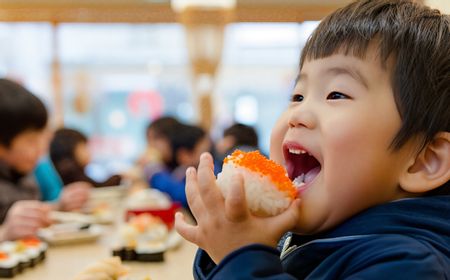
33, 156, 63, 202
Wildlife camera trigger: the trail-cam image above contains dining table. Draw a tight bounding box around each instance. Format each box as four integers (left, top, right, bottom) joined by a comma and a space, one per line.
13, 228, 198, 280
3, 185, 201, 280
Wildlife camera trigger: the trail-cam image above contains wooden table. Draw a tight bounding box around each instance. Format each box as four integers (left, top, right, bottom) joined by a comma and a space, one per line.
13, 230, 198, 280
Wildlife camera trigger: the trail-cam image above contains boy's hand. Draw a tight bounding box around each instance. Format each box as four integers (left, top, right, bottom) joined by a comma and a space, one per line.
58, 182, 91, 211
175, 153, 301, 264
0, 200, 51, 241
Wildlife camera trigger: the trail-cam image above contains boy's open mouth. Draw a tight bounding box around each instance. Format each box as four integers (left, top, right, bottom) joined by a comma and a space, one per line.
283, 143, 321, 190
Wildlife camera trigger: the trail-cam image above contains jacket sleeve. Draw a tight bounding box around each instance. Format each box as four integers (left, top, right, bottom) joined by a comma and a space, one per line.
340, 235, 447, 280
194, 244, 298, 280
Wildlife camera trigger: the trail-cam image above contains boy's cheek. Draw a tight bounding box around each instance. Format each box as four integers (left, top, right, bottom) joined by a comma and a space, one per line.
270, 116, 289, 163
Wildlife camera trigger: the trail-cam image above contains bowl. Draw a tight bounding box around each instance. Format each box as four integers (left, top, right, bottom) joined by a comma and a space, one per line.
125, 203, 181, 229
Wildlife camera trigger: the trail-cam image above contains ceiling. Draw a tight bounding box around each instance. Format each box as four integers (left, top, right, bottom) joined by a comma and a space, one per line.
0, 0, 354, 23
0, 0, 352, 5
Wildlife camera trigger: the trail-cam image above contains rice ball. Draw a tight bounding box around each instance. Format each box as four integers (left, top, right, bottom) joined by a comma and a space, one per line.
216, 150, 297, 217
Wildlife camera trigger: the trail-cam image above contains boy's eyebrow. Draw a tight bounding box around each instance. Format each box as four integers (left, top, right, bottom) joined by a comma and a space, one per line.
294, 66, 368, 89
326, 66, 369, 89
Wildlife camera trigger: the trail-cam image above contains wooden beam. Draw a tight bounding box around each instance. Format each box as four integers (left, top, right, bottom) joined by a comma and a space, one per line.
235, 5, 341, 22
0, 3, 340, 23
0, 4, 177, 23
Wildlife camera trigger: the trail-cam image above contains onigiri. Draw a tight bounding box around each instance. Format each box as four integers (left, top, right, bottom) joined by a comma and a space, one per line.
216, 150, 297, 217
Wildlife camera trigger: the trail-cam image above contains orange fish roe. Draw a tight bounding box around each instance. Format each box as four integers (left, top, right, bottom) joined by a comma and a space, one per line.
0, 252, 8, 260
224, 150, 296, 199
21, 237, 41, 247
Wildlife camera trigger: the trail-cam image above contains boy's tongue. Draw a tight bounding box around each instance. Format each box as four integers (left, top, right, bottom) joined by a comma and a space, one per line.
286, 158, 320, 185
304, 166, 320, 184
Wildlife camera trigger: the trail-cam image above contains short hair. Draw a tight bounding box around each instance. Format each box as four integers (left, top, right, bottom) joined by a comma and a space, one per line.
223, 123, 258, 148
50, 128, 87, 165
301, 0, 449, 151
168, 123, 206, 170
0, 78, 48, 147
146, 116, 180, 140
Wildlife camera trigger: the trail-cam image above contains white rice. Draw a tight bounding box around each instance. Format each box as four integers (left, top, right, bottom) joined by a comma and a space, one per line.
216, 162, 293, 216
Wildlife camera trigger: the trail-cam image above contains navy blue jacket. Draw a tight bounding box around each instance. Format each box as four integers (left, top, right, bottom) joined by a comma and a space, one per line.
193, 195, 450, 279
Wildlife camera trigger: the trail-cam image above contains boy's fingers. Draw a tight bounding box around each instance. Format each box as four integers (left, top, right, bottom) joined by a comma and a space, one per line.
21, 210, 51, 227
268, 199, 301, 235
13, 218, 43, 233
224, 174, 248, 222
174, 212, 198, 245
20, 206, 48, 218
197, 153, 223, 212
185, 167, 204, 220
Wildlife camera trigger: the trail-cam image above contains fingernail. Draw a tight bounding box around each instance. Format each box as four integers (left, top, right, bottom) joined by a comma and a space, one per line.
200, 152, 210, 160
186, 167, 193, 177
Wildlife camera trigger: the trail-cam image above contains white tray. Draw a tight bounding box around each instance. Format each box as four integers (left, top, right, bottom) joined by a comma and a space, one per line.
38, 223, 103, 246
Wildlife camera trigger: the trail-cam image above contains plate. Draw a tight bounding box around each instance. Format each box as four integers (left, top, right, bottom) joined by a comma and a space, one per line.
38, 223, 103, 245
89, 185, 127, 201
50, 210, 114, 225
50, 211, 95, 224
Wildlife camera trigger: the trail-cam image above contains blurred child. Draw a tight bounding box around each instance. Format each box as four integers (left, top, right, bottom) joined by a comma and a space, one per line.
214, 123, 259, 164
137, 116, 181, 168
50, 128, 122, 188
145, 123, 211, 208
175, 1, 450, 278
0, 78, 90, 241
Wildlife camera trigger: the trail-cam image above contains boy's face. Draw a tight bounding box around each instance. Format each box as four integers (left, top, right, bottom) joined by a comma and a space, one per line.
271, 46, 419, 234
0, 129, 48, 174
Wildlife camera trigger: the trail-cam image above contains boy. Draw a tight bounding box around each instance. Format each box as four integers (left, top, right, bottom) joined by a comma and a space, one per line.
0, 78, 90, 241
175, 0, 450, 278
145, 123, 211, 208
214, 123, 259, 164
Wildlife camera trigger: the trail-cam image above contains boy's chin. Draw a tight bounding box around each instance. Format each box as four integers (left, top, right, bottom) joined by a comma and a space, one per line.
291, 218, 336, 235
291, 224, 321, 235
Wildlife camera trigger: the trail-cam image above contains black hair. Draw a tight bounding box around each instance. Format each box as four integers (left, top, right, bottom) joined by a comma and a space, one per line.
301, 0, 449, 193
146, 116, 180, 140
223, 123, 258, 148
50, 128, 88, 165
0, 78, 48, 147
301, 0, 449, 151
167, 123, 206, 170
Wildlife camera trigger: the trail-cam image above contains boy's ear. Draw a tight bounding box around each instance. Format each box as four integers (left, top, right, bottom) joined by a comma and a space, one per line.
399, 132, 450, 193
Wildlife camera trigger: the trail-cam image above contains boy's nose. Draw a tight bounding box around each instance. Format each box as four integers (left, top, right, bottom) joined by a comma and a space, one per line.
288, 103, 316, 129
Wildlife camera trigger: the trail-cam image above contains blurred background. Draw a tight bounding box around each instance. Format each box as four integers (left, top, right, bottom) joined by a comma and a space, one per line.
0, 0, 448, 180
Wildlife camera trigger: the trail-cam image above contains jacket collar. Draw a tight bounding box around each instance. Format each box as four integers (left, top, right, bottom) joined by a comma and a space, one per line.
288, 195, 450, 248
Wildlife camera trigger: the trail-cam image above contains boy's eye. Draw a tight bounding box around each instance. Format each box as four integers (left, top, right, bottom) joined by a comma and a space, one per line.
327, 91, 350, 100
291, 94, 304, 102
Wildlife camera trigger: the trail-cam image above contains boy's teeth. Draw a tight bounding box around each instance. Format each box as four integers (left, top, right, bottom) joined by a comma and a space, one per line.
289, 148, 307, 154
293, 173, 305, 187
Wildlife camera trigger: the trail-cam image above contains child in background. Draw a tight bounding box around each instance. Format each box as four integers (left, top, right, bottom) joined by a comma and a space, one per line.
0, 78, 90, 241
175, 0, 450, 278
145, 123, 211, 208
137, 116, 181, 168
50, 128, 122, 188
214, 123, 260, 164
